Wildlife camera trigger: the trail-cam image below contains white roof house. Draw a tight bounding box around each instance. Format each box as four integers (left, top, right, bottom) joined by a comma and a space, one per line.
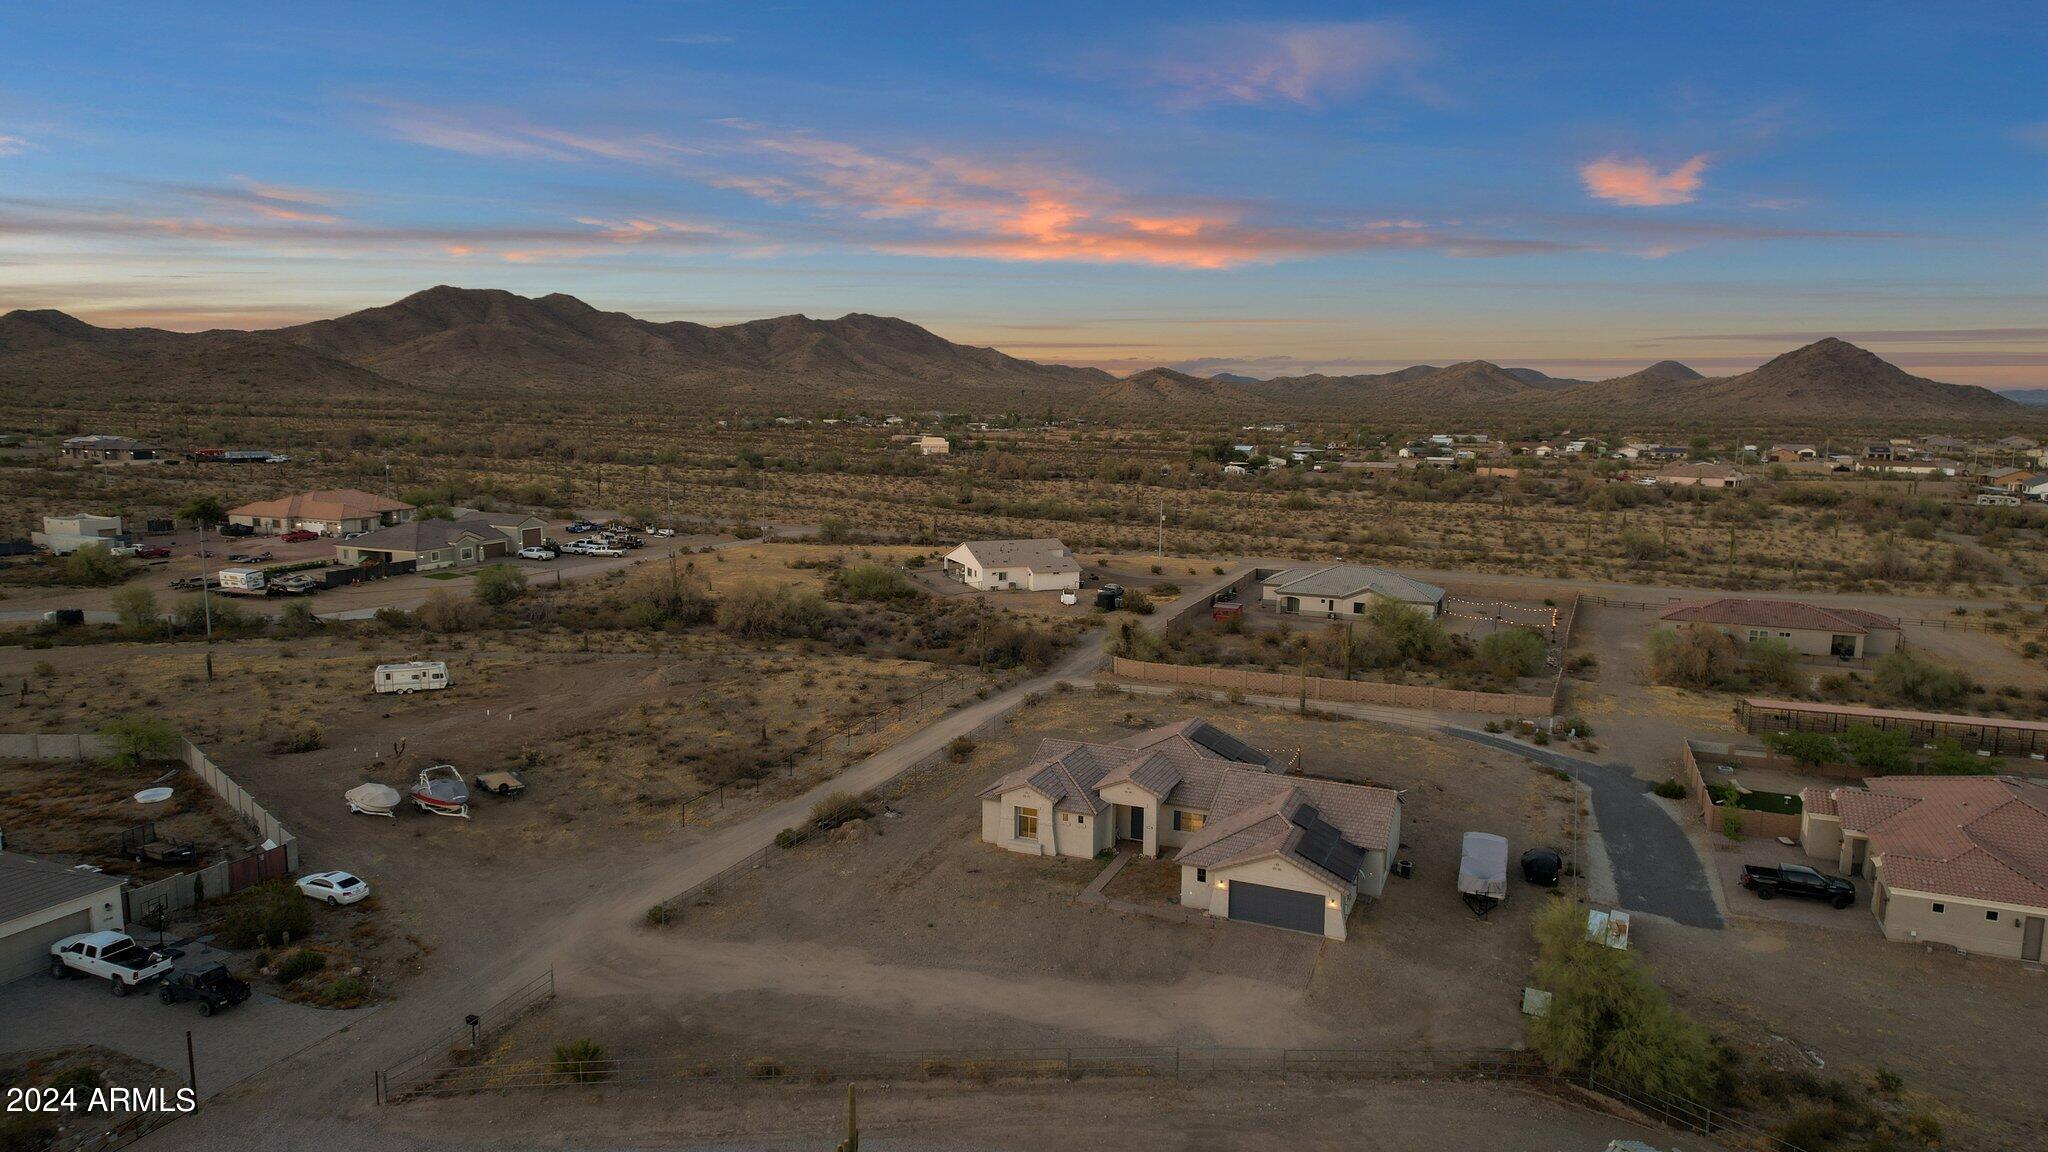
1261, 565, 1447, 618
943, 539, 1080, 592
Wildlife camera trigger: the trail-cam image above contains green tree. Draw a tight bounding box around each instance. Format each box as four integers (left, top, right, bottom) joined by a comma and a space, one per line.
1872, 650, 1971, 708
829, 563, 917, 602
1646, 626, 1740, 690
1526, 902, 1716, 1101
1476, 627, 1546, 678
1356, 598, 1452, 668
99, 714, 182, 767
176, 496, 227, 527
1840, 723, 1912, 773
110, 585, 160, 633
1741, 637, 1804, 694
716, 582, 827, 640
1765, 730, 1839, 768
472, 563, 527, 606
62, 543, 130, 587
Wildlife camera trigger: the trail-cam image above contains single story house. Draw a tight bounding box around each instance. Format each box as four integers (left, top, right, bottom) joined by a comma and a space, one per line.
1996, 435, 2039, 452
1799, 776, 2048, 962
335, 519, 505, 572
32, 513, 131, 555
59, 434, 164, 462
1658, 598, 1902, 659
978, 719, 1400, 939
1262, 564, 1445, 619
1653, 462, 1753, 488
943, 539, 1080, 592
0, 854, 127, 985
228, 489, 415, 537
1767, 444, 1819, 462
917, 435, 951, 456
453, 509, 546, 552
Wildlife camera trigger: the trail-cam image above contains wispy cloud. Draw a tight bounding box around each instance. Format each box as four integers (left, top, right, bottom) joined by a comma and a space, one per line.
1580, 154, 1711, 206
0, 135, 29, 157
1131, 21, 1431, 110
377, 102, 704, 165
1649, 327, 2048, 344
173, 179, 343, 224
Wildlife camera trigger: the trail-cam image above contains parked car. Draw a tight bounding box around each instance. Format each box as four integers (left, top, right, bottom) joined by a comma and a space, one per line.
42, 608, 86, 627
219, 523, 255, 537
280, 529, 319, 543
582, 543, 625, 557
296, 871, 370, 906
158, 963, 251, 1016
651, 527, 676, 538
566, 521, 597, 533
133, 545, 172, 559
517, 546, 556, 560
557, 541, 589, 556
49, 931, 173, 996
1740, 864, 1855, 908
105, 545, 139, 557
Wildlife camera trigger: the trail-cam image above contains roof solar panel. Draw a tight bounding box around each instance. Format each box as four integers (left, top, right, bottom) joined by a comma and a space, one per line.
1289, 802, 1320, 829
1292, 812, 1367, 880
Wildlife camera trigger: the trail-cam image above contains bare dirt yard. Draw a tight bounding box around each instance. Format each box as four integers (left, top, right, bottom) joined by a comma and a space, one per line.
492, 688, 1579, 1070
0, 756, 248, 878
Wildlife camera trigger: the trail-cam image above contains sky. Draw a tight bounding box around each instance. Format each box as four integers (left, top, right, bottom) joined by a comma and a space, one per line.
2, 2, 2045, 387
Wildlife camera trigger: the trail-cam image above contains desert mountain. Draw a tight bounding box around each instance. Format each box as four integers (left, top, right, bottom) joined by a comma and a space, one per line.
1206, 371, 1263, 385
0, 289, 2024, 422
1999, 389, 2048, 407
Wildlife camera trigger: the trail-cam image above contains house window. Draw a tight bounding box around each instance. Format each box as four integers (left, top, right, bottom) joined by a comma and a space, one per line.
1352, 602, 1365, 613
1195, 868, 1207, 883
1932, 903, 1945, 913
1014, 808, 1037, 839
1173, 811, 1206, 832
1985, 910, 1999, 922
1747, 629, 1769, 643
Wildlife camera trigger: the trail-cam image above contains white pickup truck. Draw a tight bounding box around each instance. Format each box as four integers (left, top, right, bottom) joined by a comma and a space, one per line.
49, 930, 174, 996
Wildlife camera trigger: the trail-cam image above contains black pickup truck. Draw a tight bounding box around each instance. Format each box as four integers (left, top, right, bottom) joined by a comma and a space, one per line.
1740, 864, 1856, 908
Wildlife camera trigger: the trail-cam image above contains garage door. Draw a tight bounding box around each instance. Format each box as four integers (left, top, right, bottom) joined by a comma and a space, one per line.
1226, 881, 1324, 935
481, 540, 509, 558
0, 910, 89, 986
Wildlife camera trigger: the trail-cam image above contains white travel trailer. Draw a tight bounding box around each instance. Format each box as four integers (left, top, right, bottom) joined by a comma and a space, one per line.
215, 567, 268, 595
374, 660, 449, 695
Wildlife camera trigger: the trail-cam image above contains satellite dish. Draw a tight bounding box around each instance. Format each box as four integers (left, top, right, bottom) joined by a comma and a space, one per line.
134, 787, 175, 804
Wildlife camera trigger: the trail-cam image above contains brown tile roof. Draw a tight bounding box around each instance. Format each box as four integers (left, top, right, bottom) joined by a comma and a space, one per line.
1175, 769, 1401, 891
979, 720, 1279, 815
1799, 787, 1838, 818
1821, 776, 2048, 909
1660, 598, 1900, 635
229, 488, 414, 521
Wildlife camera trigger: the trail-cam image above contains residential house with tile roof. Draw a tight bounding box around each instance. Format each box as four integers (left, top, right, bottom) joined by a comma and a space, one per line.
227, 489, 415, 537
978, 719, 1401, 939
1659, 598, 1902, 659
943, 539, 1081, 592
1798, 776, 2048, 961
1261, 564, 1446, 619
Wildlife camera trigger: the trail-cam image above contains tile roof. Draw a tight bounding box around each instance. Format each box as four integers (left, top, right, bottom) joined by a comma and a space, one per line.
1821, 776, 2048, 909
1263, 564, 1446, 605
1175, 770, 1400, 891
953, 539, 1079, 574
229, 489, 414, 521
980, 720, 1279, 815
1660, 598, 1900, 635
0, 854, 125, 924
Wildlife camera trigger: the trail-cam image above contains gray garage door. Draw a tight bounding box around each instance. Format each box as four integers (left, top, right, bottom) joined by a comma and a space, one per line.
0, 910, 89, 986
1227, 881, 1323, 935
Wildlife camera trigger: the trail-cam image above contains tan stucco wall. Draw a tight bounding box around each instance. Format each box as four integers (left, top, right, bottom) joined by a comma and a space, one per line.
980, 791, 1059, 857
1800, 811, 1842, 862
1207, 857, 1350, 940
1876, 881, 2046, 960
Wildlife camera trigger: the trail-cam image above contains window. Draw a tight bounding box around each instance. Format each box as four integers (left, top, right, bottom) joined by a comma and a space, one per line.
1985, 910, 1999, 922
1013, 807, 1037, 839
1173, 810, 1207, 832
1195, 868, 1207, 883
1352, 602, 1365, 614
1932, 903, 1945, 913
1747, 629, 1769, 643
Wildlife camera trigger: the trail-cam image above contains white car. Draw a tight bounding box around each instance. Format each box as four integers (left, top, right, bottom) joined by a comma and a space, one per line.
582, 543, 625, 557
297, 871, 370, 906
517, 546, 556, 560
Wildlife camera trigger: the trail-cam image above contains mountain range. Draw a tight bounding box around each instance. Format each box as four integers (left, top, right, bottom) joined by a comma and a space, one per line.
0, 285, 2027, 423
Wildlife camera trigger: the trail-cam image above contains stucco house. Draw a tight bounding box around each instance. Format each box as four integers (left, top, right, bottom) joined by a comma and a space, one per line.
1799, 776, 2048, 962
453, 509, 546, 553
1261, 564, 1445, 619
943, 539, 1080, 591
32, 513, 131, 555
227, 489, 415, 537
979, 719, 1401, 939
1658, 598, 1901, 659
917, 435, 951, 455
0, 854, 127, 984
1654, 462, 1753, 488
59, 434, 164, 463
334, 519, 505, 572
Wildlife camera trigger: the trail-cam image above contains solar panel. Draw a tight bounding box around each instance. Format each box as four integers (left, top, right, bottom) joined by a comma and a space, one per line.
1186, 722, 1269, 765
1289, 802, 1320, 830
1292, 811, 1367, 880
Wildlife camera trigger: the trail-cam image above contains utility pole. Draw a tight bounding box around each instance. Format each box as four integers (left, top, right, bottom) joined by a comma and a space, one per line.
1157, 499, 1166, 560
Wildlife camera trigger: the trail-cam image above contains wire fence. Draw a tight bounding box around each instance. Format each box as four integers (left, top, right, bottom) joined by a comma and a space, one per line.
680, 673, 995, 825
376, 969, 557, 1103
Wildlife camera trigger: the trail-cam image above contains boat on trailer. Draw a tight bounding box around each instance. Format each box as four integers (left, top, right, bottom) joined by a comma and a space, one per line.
409, 764, 470, 818
345, 782, 401, 819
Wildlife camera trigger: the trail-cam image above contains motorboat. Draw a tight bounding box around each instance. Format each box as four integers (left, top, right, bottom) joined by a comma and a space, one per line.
409, 764, 470, 818
346, 782, 401, 819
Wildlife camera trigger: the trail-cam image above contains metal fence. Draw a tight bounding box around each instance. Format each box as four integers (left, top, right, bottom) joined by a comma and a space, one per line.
399, 1043, 1550, 1098
376, 968, 557, 1103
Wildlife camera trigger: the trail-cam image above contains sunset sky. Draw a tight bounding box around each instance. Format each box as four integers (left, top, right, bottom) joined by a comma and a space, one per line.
2, 2, 2044, 386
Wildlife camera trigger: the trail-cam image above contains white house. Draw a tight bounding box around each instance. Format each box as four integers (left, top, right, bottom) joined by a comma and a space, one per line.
32, 513, 131, 555
978, 719, 1400, 940
942, 539, 1080, 592
0, 854, 127, 984
917, 435, 951, 455
1262, 564, 1446, 619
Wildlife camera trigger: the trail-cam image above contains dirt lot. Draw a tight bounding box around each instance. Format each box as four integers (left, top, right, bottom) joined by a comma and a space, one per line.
0, 757, 249, 878
497, 689, 1578, 1065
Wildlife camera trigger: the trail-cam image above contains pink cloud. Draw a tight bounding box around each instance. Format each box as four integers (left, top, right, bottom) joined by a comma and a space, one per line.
1580, 154, 1711, 206
1139, 21, 1430, 109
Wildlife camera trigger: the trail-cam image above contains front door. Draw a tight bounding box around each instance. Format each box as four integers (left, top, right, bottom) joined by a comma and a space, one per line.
1284, 596, 1299, 613
1129, 806, 1144, 843
2025, 916, 2045, 962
